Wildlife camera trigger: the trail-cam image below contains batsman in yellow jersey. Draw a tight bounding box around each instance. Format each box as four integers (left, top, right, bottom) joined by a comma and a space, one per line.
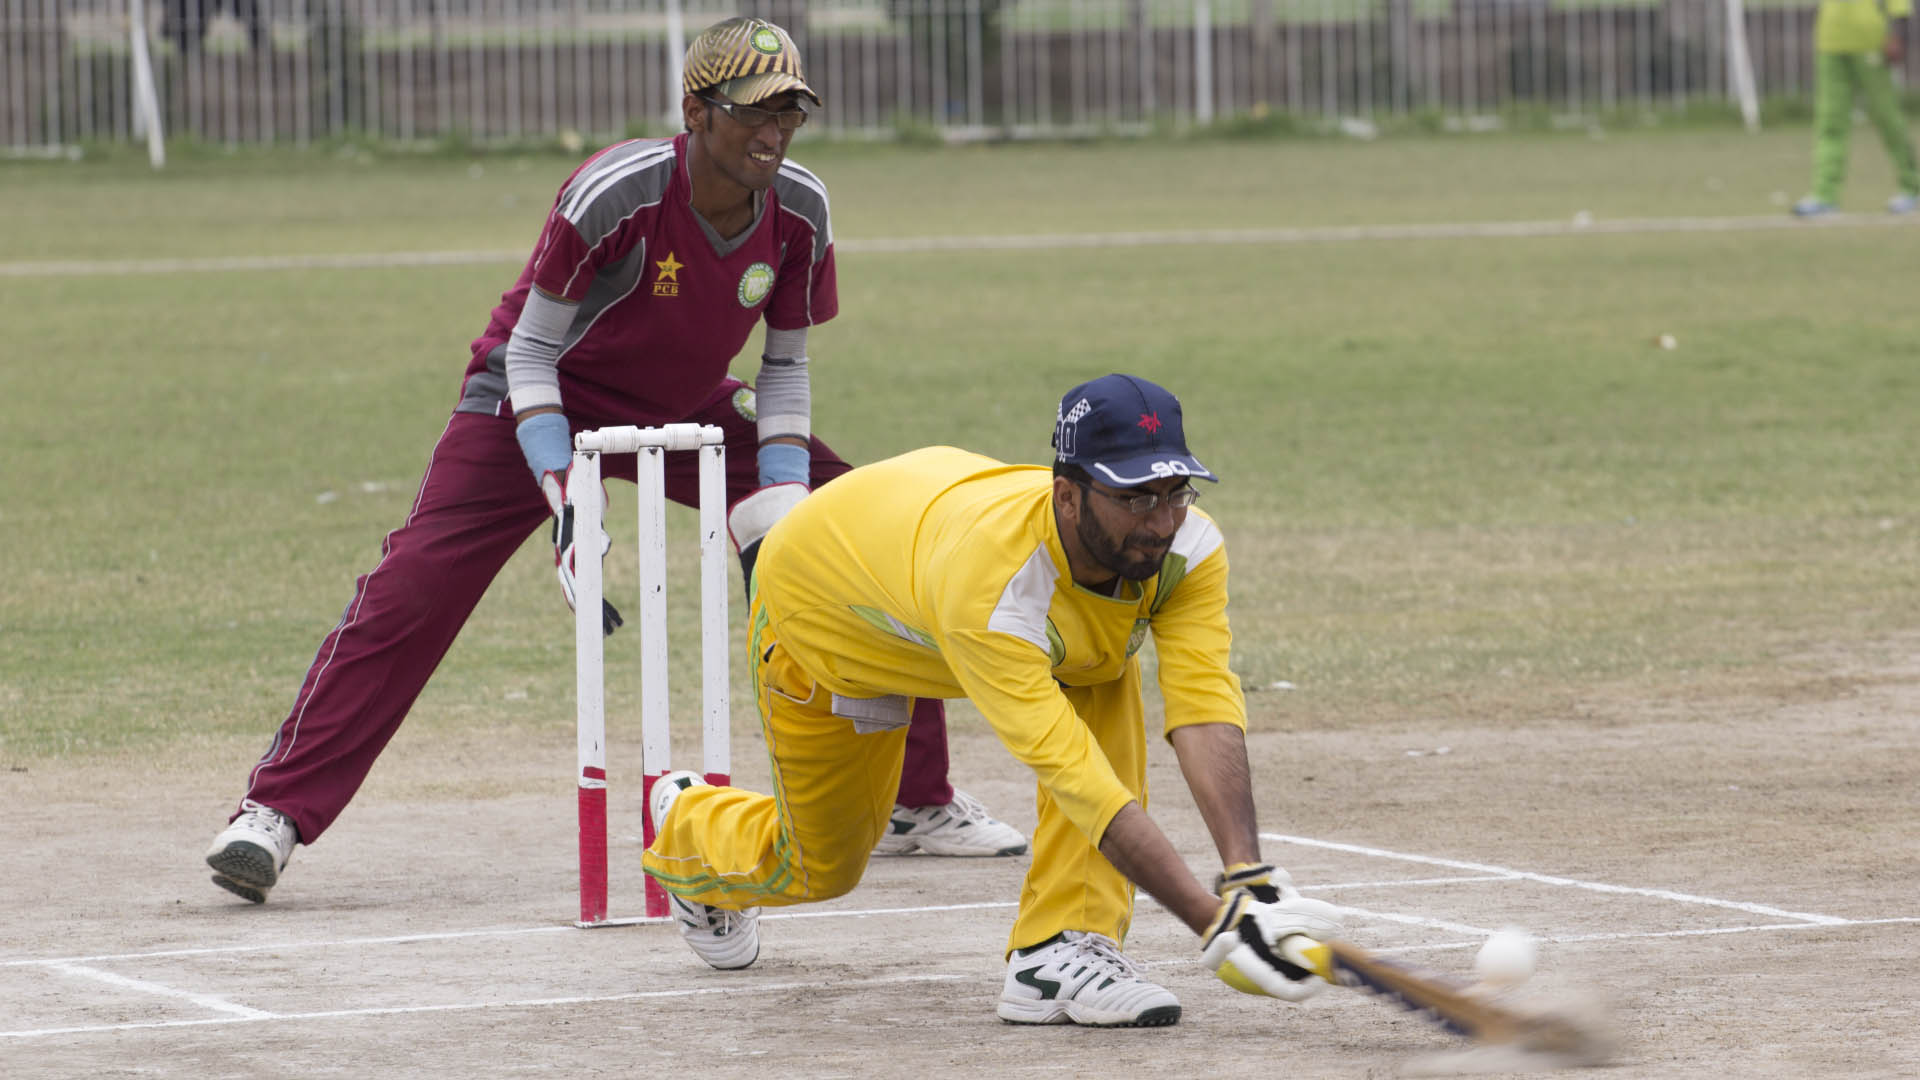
642, 374, 1344, 1026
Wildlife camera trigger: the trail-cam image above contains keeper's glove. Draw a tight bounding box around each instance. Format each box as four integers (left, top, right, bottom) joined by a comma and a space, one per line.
1200, 867, 1343, 1001
540, 468, 623, 637
725, 482, 808, 601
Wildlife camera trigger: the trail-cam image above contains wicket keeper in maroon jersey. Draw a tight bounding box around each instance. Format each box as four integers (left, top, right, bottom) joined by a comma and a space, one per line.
204, 17, 1025, 906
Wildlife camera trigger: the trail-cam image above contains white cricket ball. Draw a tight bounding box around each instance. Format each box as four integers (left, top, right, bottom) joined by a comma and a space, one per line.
1656, 334, 1678, 350
1474, 927, 1537, 988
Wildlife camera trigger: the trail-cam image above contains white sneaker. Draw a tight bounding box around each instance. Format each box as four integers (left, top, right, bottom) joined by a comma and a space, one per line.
205, 799, 299, 904
651, 770, 760, 971
872, 789, 1028, 856
997, 931, 1181, 1027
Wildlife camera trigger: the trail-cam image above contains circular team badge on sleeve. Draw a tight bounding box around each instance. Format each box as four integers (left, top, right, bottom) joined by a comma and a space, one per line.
737, 262, 775, 308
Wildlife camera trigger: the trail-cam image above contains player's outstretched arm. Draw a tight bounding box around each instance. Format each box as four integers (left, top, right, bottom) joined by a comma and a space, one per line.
505, 288, 622, 637
1096, 802, 1223, 935
1167, 721, 1261, 868
1160, 722, 1349, 1001
1097, 803, 1344, 1002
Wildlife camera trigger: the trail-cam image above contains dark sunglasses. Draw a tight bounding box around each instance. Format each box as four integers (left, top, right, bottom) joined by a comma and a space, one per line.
700, 95, 810, 132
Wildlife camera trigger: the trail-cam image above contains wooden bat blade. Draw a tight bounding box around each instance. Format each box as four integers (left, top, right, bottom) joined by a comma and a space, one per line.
1283, 937, 1613, 1064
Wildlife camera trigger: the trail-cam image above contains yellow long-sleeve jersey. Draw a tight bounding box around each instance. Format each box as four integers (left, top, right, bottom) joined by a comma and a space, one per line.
1817, 0, 1909, 54
756, 446, 1246, 844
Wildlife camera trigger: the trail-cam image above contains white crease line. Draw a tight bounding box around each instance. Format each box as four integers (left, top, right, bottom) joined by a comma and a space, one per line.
1312, 875, 1519, 891
1324, 905, 1495, 937
8, 919, 1915, 1041
46, 962, 275, 1019
1378, 916, 1920, 955
0, 901, 1022, 967
5, 213, 1915, 278
0, 971, 969, 1040
1264, 833, 1849, 924
0, 863, 1861, 971
771, 899, 1017, 920
3, 925, 576, 967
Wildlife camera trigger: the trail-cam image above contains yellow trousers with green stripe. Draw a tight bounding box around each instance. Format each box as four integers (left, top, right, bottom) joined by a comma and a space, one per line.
640, 595, 1150, 957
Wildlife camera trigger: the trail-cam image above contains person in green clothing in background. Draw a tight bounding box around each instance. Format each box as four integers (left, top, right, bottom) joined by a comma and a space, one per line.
1793, 0, 1919, 216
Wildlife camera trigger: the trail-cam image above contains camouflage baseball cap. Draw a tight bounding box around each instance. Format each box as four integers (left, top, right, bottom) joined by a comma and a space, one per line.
682, 17, 820, 107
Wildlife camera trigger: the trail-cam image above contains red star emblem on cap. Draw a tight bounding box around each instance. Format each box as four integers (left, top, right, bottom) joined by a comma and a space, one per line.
1137, 412, 1162, 433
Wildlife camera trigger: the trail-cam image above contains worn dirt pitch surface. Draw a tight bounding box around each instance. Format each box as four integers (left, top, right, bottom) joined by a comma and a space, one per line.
5, 659, 1917, 1079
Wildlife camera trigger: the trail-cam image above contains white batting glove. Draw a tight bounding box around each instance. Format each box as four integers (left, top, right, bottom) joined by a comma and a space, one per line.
1200, 886, 1344, 1002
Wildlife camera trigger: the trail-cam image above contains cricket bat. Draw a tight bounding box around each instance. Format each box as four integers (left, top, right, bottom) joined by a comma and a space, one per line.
1280, 936, 1613, 1062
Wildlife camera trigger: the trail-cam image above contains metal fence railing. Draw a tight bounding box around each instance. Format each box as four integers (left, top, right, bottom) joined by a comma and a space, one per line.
2, 0, 1904, 151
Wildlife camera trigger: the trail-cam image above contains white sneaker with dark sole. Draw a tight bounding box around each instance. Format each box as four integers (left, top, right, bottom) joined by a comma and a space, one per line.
651, 770, 760, 971
205, 799, 299, 904
998, 930, 1181, 1027
873, 789, 1028, 857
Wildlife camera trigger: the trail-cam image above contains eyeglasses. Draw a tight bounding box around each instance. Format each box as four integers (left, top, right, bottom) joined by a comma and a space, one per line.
700, 95, 810, 132
1077, 481, 1200, 515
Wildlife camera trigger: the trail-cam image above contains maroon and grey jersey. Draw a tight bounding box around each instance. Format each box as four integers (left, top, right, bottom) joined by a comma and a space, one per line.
459, 131, 837, 423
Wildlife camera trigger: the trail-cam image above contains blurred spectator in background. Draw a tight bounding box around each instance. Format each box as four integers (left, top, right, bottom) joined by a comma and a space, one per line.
163, 0, 270, 54
1792, 0, 1918, 216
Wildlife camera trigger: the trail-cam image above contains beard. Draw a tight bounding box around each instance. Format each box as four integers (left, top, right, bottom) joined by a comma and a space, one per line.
1075, 504, 1172, 582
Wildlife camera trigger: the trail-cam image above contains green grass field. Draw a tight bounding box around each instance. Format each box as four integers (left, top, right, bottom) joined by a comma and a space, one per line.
4, 126, 1917, 763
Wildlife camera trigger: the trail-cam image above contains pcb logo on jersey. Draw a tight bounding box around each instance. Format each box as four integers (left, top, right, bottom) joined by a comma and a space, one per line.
737, 262, 775, 308
653, 251, 684, 297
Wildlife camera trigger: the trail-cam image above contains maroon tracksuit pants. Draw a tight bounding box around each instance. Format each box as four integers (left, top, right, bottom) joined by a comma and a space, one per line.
235, 379, 953, 842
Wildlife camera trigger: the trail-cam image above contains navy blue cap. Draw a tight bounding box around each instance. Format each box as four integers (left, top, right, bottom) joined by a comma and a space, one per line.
1051, 374, 1215, 487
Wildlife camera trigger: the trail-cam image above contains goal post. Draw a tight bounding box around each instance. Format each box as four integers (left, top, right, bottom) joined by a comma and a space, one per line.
665, 0, 686, 131
1724, 0, 1761, 132
127, 0, 166, 167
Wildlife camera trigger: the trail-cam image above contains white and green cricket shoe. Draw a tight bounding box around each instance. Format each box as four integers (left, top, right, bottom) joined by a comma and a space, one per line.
650, 770, 760, 971
205, 799, 300, 904
997, 931, 1181, 1028
873, 790, 1028, 857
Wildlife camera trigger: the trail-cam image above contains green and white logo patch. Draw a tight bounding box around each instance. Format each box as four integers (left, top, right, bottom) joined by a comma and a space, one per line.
731, 386, 758, 421
750, 28, 782, 54
737, 262, 775, 308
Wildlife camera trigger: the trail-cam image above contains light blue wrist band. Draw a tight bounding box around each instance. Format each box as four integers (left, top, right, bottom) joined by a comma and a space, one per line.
515, 411, 573, 479
757, 441, 811, 487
